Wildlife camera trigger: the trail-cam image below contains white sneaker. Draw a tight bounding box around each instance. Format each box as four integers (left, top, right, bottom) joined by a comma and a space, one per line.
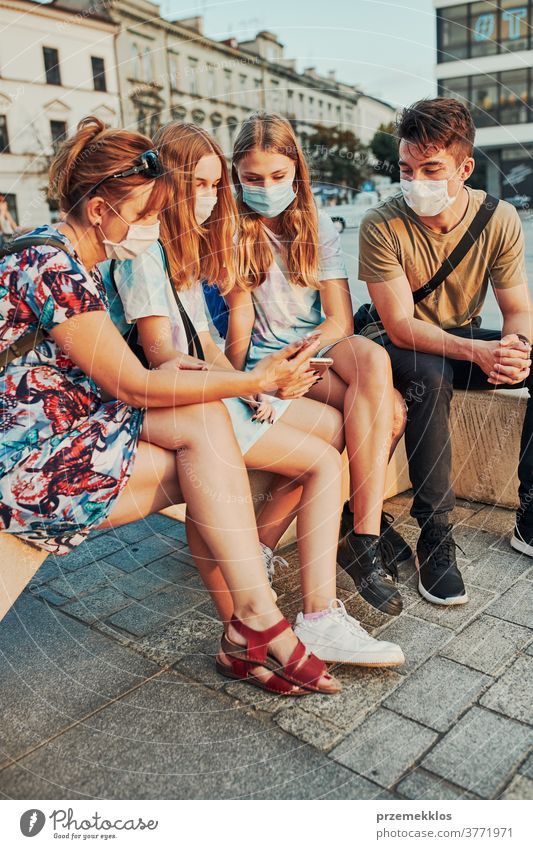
260, 543, 288, 603
293, 598, 405, 667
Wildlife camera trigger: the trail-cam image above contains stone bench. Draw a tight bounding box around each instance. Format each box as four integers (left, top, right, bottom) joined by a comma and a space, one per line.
0, 387, 526, 619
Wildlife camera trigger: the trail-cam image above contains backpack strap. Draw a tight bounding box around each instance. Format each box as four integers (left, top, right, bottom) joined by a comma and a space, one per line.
157, 241, 205, 361
412, 194, 499, 304
0, 236, 76, 374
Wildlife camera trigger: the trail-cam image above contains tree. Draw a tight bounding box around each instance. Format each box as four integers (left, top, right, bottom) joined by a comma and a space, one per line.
370, 122, 400, 184
303, 124, 370, 192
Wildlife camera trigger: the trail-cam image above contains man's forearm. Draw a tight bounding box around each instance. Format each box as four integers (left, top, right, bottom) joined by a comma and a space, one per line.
502, 309, 533, 344
389, 318, 478, 361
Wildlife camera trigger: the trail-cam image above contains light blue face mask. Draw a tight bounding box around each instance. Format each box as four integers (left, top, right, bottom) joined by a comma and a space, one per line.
241, 178, 296, 217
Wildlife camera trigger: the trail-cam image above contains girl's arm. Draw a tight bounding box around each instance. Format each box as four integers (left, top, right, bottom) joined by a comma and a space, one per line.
51, 311, 319, 408
224, 287, 255, 371
315, 277, 354, 349
136, 315, 206, 370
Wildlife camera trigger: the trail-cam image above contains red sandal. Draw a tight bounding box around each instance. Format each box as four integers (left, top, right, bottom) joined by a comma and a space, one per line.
220, 615, 341, 695
215, 653, 308, 696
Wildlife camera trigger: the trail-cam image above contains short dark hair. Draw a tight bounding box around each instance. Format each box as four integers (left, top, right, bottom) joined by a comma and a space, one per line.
396, 97, 476, 163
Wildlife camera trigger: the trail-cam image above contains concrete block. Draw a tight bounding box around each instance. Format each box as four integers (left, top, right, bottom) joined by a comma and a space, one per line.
422, 706, 532, 797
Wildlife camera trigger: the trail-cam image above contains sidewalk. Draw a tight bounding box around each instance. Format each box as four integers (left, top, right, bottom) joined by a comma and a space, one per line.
0, 493, 532, 800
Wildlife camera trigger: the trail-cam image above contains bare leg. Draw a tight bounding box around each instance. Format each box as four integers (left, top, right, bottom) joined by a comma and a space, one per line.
256, 397, 345, 549
307, 337, 397, 534
103, 402, 337, 690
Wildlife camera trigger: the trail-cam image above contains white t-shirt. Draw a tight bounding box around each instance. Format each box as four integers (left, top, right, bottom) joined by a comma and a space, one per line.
110, 241, 209, 353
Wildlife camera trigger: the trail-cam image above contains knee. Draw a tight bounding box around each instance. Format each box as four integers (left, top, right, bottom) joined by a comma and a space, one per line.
315, 442, 343, 478
356, 338, 392, 380
405, 364, 453, 408
179, 400, 232, 445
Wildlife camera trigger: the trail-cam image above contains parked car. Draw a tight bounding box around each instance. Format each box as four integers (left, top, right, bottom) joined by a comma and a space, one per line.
327, 191, 380, 232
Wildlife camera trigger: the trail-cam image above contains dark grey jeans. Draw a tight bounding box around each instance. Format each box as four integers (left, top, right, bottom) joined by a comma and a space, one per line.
376, 325, 533, 522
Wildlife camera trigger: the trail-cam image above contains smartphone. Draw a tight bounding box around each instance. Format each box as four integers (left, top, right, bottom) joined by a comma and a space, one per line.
309, 356, 333, 375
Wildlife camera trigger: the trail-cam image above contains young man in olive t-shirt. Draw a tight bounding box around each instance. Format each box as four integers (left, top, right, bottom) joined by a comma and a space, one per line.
356, 97, 533, 608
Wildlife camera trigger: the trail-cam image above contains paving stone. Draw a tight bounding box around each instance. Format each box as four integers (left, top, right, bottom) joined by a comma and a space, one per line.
47, 561, 125, 599
0, 672, 386, 800
143, 512, 188, 539
167, 548, 197, 570
422, 706, 533, 798
104, 535, 178, 572
408, 584, 496, 631
274, 706, 344, 751
461, 548, 532, 593
453, 526, 503, 558
111, 567, 170, 600
295, 666, 403, 732
60, 586, 132, 624
57, 534, 125, 570
28, 557, 68, 586
248, 768, 395, 800
0, 594, 159, 766
26, 584, 69, 607
487, 580, 533, 628
480, 655, 533, 725
499, 774, 533, 799
526, 642, 533, 656
106, 585, 204, 636
520, 753, 533, 780
377, 614, 452, 675
172, 651, 226, 691
440, 614, 532, 675
462, 505, 515, 536
330, 707, 438, 788
143, 554, 197, 585
101, 520, 157, 545
384, 656, 491, 732
396, 768, 478, 800
129, 612, 221, 666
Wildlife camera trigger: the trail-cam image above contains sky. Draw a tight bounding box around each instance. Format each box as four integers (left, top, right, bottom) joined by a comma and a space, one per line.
162, 0, 437, 108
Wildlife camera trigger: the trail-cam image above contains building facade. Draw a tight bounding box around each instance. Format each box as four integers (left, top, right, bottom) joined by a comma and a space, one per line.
435, 0, 533, 203
109, 0, 395, 156
0, 0, 121, 225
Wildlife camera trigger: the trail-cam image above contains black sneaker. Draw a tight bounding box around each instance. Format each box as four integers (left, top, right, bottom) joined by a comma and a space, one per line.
511, 515, 533, 557
380, 511, 413, 563
337, 531, 403, 616
416, 523, 468, 606
340, 502, 412, 565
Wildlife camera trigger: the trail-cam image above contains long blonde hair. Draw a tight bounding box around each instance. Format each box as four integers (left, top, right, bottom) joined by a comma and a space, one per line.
153, 122, 238, 293
232, 112, 319, 290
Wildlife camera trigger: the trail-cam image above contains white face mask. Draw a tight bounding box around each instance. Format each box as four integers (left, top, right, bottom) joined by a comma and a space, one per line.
98, 204, 160, 260
195, 192, 218, 225
400, 161, 466, 217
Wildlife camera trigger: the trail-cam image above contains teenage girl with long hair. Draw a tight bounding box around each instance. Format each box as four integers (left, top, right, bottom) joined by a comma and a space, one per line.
102, 120, 404, 670
226, 112, 410, 617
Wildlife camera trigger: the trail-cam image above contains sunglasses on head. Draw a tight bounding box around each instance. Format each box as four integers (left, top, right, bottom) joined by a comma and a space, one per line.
88, 149, 164, 196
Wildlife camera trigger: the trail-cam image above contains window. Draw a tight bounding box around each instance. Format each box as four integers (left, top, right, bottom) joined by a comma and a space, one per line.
439, 69, 532, 126
499, 68, 530, 124
91, 56, 106, 92
149, 114, 160, 137
50, 120, 67, 152
207, 66, 216, 98
43, 46, 61, 85
0, 115, 9, 153
500, 0, 529, 51
137, 108, 147, 134
437, 1, 532, 62
227, 117, 238, 147
169, 53, 180, 90
143, 48, 153, 82
188, 58, 198, 95
224, 69, 232, 102
131, 42, 142, 80
471, 2, 499, 57
210, 113, 222, 139
238, 74, 247, 106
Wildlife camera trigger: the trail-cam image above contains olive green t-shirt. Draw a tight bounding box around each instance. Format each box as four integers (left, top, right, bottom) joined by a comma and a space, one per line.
358, 187, 527, 329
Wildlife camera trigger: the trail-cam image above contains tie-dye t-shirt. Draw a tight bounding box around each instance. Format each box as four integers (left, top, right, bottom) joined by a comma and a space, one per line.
245, 208, 348, 369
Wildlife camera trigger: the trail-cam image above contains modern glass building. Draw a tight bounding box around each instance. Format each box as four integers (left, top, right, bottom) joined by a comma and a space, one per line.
435, 0, 533, 204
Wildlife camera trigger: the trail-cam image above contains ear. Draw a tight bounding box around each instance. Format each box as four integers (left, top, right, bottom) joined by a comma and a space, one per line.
85, 196, 107, 226
461, 157, 475, 181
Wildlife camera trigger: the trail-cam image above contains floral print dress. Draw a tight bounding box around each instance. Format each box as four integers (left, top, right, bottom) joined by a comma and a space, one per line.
0, 225, 145, 555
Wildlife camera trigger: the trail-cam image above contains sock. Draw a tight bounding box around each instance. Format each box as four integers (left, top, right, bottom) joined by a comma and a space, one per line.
303, 609, 330, 621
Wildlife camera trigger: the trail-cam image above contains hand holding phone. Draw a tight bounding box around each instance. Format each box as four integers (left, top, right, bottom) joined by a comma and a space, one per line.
309, 356, 333, 376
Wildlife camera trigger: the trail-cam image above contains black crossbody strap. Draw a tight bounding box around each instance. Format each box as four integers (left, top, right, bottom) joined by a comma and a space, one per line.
413, 194, 499, 304
0, 235, 74, 261
157, 241, 205, 361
